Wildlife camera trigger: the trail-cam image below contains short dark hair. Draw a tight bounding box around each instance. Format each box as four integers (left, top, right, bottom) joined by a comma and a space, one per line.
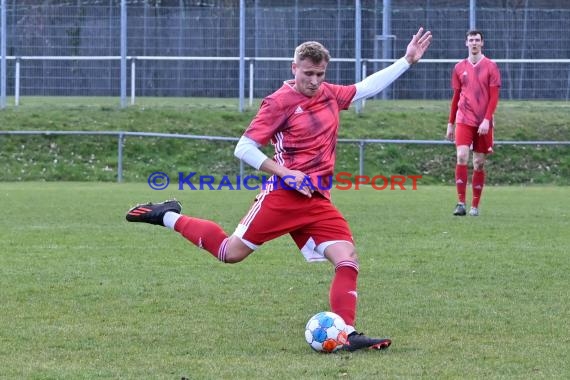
466, 30, 484, 41
294, 41, 331, 64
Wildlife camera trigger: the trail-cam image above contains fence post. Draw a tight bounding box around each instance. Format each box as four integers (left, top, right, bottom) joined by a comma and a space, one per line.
359, 141, 365, 176
361, 60, 367, 109
249, 59, 254, 108
469, 0, 477, 29
0, 0, 5, 110
238, 0, 245, 112
130, 58, 136, 105
15, 57, 20, 106
353, 0, 362, 114
117, 132, 124, 182
120, 0, 127, 109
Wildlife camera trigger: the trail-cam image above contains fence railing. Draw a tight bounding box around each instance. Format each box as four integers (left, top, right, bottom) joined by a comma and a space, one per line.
4, 56, 570, 109
2, 130, 569, 183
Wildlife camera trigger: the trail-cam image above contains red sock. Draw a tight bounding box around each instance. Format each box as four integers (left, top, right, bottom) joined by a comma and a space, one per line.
174, 215, 229, 262
455, 164, 468, 204
471, 170, 485, 208
329, 261, 359, 327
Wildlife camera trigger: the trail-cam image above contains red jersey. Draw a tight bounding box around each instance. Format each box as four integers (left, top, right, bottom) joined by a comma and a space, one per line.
244, 80, 356, 198
451, 56, 501, 127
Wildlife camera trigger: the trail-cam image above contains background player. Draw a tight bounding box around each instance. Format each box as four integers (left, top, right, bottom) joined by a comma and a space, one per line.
446, 30, 501, 216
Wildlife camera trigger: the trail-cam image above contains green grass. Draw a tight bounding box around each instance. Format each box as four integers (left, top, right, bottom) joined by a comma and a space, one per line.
1, 182, 569, 379
0, 97, 569, 184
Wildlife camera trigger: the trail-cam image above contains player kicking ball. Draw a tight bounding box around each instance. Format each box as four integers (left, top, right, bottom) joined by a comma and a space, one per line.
127, 27, 432, 351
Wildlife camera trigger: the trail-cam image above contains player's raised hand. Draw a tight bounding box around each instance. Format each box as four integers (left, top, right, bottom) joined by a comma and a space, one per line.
404, 27, 432, 65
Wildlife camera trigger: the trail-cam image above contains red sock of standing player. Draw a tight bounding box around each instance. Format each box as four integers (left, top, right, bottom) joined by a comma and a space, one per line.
329, 261, 359, 329
471, 170, 485, 208
455, 164, 468, 204
174, 216, 229, 262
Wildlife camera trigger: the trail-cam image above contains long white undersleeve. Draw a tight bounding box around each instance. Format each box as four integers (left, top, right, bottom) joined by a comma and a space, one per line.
353, 57, 411, 102
234, 135, 269, 170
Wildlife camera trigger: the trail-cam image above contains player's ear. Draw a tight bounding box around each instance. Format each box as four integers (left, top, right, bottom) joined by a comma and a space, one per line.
291, 62, 297, 76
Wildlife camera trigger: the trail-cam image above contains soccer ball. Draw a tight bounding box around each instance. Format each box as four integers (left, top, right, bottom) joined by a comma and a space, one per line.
304, 311, 348, 353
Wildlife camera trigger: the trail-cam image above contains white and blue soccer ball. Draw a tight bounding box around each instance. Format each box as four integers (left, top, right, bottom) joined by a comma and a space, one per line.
304, 311, 348, 353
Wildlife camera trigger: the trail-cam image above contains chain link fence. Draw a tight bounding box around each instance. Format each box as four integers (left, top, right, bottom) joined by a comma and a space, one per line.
1, 0, 570, 104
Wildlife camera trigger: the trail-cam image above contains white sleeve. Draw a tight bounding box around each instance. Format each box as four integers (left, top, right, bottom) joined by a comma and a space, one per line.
353, 57, 411, 102
234, 135, 269, 170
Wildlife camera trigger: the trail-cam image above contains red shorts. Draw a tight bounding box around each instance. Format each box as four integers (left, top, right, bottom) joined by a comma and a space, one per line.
233, 188, 354, 261
455, 122, 494, 154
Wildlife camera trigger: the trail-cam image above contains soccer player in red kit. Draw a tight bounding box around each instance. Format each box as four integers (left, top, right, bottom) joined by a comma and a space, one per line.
127, 28, 432, 351
446, 30, 501, 216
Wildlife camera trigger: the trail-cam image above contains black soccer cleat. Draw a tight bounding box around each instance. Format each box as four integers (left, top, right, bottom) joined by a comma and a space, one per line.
341, 332, 392, 352
453, 203, 466, 216
125, 200, 181, 226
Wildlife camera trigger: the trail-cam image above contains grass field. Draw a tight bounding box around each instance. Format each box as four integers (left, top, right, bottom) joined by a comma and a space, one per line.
1, 182, 568, 379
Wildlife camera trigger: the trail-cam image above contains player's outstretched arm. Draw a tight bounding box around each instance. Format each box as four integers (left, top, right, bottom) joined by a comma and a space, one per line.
353, 27, 432, 102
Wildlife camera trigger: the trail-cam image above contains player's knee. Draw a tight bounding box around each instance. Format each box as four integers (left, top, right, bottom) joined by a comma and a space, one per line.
457, 157, 468, 165
456, 149, 469, 164
473, 156, 486, 170
349, 248, 359, 261
323, 242, 358, 265
337, 244, 358, 260
337, 246, 359, 263
222, 254, 244, 264
222, 237, 253, 264
223, 248, 252, 264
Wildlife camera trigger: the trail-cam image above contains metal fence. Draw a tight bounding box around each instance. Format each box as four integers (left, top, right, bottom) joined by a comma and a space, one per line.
1, 130, 569, 183
2, 0, 570, 108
